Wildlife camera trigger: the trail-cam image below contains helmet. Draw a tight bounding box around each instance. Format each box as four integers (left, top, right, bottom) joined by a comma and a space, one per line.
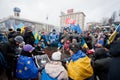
14, 36, 24, 43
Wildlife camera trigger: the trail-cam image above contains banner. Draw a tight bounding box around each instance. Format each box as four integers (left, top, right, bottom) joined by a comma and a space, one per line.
69, 24, 82, 34
66, 18, 75, 24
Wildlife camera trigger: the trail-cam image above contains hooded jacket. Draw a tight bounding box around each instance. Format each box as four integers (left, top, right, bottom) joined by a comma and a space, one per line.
108, 40, 120, 80
92, 48, 112, 80
42, 61, 68, 80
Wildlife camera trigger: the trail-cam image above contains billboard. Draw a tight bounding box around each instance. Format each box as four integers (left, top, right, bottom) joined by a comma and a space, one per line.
67, 9, 73, 14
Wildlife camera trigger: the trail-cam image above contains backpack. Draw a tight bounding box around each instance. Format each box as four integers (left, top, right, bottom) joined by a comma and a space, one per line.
41, 69, 57, 80
16, 55, 38, 79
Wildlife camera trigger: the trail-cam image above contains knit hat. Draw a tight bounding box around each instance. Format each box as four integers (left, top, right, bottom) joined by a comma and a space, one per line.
17, 28, 21, 31
14, 36, 24, 43
52, 29, 56, 32
52, 51, 62, 61
9, 28, 13, 31
27, 26, 32, 31
24, 26, 32, 31
95, 48, 107, 59
23, 44, 35, 52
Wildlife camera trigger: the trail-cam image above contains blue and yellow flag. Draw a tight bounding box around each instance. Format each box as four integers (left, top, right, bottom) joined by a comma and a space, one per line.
69, 24, 82, 34
17, 23, 25, 33
75, 24, 82, 34
81, 38, 89, 49
67, 50, 93, 80
33, 32, 41, 44
107, 24, 120, 45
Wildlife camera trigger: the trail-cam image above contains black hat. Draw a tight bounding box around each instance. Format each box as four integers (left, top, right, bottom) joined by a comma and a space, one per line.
52, 29, 56, 32
69, 43, 80, 53
9, 28, 13, 31
17, 28, 21, 31
94, 48, 107, 59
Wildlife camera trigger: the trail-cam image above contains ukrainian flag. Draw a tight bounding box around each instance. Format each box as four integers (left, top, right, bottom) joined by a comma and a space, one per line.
20, 26, 25, 34
17, 23, 25, 33
33, 32, 41, 44
81, 38, 89, 49
107, 24, 120, 45
67, 50, 93, 80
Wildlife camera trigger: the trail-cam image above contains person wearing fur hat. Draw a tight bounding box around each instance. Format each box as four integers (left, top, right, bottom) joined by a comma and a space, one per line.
41, 51, 68, 80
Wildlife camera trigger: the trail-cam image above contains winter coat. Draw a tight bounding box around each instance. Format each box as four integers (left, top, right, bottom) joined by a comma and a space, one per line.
92, 48, 112, 80
41, 61, 68, 80
85, 35, 92, 49
15, 31, 23, 37
0, 38, 20, 59
0, 38, 20, 76
108, 40, 120, 80
0, 33, 7, 43
8, 31, 16, 39
49, 32, 59, 44
23, 31, 35, 46
41, 34, 49, 45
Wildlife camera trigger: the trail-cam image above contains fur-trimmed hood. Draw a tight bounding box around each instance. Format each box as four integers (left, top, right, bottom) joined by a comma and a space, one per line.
45, 61, 68, 80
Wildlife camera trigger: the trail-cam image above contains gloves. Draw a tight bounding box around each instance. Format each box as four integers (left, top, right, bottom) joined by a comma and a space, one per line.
116, 24, 120, 32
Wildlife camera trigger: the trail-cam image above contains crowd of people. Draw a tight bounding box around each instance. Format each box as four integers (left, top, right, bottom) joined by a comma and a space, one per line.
0, 24, 120, 80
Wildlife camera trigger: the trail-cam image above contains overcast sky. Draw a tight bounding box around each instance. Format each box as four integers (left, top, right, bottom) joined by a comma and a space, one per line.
0, 0, 120, 26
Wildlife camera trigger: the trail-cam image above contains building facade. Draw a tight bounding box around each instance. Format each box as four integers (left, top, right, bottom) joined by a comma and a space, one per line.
0, 16, 55, 33
86, 22, 102, 30
60, 9, 85, 30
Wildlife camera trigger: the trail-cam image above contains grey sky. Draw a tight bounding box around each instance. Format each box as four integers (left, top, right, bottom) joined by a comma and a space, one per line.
0, 0, 120, 26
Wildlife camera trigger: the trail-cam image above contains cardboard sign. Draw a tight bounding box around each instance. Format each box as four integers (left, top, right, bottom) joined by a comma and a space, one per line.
35, 54, 50, 68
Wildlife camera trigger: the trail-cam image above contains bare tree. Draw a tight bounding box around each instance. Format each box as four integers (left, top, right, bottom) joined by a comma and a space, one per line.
101, 17, 109, 26
111, 11, 117, 22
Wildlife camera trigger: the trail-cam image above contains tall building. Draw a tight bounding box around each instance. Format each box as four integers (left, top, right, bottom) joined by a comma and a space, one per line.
0, 16, 55, 33
60, 9, 85, 30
